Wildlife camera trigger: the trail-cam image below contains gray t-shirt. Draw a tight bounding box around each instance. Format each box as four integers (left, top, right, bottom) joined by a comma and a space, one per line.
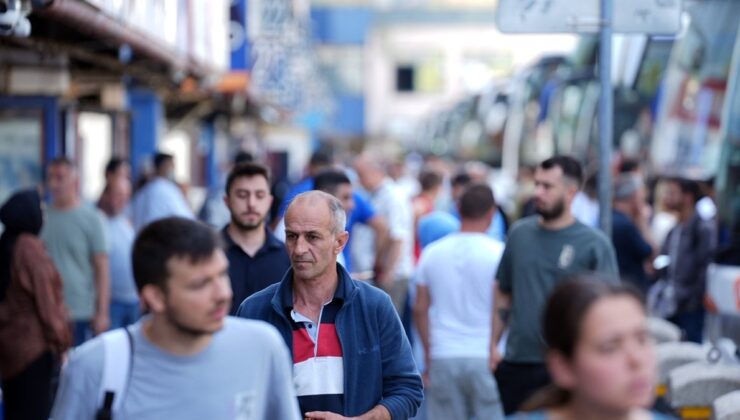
42, 204, 109, 320
51, 317, 301, 420
497, 216, 618, 363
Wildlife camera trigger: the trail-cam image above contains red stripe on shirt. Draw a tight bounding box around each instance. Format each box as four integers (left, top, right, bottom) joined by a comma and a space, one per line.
293, 329, 315, 364
316, 324, 343, 358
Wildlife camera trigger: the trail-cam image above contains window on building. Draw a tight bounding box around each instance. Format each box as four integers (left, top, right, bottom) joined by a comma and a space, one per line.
395, 57, 443, 93
396, 66, 415, 92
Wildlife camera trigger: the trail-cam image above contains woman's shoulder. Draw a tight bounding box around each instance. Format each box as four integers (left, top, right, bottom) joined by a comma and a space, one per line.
14, 234, 45, 258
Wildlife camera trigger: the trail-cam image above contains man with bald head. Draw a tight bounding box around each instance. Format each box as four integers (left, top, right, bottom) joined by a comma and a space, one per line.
237, 191, 423, 420
353, 154, 414, 317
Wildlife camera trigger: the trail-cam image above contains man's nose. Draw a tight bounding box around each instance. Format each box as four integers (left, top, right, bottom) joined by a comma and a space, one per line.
293, 235, 309, 254
214, 276, 233, 302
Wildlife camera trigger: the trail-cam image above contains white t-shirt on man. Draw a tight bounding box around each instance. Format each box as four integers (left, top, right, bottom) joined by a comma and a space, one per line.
415, 232, 504, 359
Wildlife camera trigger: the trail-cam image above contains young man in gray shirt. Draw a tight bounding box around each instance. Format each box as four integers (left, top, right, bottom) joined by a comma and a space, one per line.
51, 217, 300, 420
489, 156, 618, 415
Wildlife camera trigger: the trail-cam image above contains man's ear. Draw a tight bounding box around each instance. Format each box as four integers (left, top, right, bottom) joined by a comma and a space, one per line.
335, 231, 349, 255
547, 351, 577, 390
140, 284, 166, 314
566, 182, 580, 201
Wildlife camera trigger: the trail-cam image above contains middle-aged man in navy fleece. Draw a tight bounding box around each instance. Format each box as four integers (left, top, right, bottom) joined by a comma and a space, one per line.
237, 191, 423, 420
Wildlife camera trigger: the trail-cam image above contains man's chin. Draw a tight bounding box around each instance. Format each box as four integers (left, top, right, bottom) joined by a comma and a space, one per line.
233, 220, 261, 231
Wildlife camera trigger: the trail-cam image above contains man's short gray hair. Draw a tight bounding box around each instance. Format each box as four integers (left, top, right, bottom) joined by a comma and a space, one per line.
290, 190, 346, 234
327, 195, 347, 234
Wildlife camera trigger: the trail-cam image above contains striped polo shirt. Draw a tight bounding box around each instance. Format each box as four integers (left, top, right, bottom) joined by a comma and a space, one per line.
289, 299, 344, 414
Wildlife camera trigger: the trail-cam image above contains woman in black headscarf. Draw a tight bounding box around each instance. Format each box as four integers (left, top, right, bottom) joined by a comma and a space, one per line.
0, 189, 71, 420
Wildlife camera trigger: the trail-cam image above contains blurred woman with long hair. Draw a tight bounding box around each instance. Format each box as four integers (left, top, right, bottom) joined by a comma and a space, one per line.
0, 189, 71, 419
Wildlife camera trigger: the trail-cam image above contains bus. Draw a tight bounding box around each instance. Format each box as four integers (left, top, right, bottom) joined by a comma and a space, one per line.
648, 0, 740, 342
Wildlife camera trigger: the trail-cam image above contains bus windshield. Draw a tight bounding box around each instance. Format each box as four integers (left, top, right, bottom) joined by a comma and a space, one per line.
716, 25, 740, 252
651, 0, 740, 179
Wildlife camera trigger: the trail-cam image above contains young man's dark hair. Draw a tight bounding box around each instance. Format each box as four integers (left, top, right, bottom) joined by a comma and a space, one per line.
314, 169, 351, 195
132, 217, 221, 291
153, 152, 174, 172
451, 172, 472, 188
232, 151, 254, 166
459, 183, 495, 219
667, 177, 702, 204
618, 158, 641, 174
540, 155, 583, 186
105, 157, 127, 177
309, 150, 333, 168
49, 156, 75, 168
419, 170, 443, 192
225, 162, 272, 195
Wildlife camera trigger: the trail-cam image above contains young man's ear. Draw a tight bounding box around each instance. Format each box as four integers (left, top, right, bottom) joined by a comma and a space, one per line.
140, 284, 166, 314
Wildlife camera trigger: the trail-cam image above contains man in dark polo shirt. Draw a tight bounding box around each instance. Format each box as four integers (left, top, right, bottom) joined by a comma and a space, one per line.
223, 162, 290, 314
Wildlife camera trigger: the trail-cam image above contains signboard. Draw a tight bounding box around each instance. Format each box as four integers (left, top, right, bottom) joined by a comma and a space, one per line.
495, 0, 682, 34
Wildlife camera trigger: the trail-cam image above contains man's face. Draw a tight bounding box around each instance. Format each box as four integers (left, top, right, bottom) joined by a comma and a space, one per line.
662, 181, 683, 212
159, 159, 175, 179
333, 183, 355, 216
156, 250, 232, 335
534, 166, 573, 221
109, 179, 132, 215
47, 163, 77, 204
106, 163, 131, 185
225, 175, 273, 231
284, 199, 347, 282
354, 159, 383, 192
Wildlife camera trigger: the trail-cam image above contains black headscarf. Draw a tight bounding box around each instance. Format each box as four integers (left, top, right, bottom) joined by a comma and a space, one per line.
0, 189, 43, 301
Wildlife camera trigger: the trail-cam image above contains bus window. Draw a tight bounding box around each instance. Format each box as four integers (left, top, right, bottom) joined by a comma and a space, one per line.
716, 25, 740, 252
651, 0, 740, 179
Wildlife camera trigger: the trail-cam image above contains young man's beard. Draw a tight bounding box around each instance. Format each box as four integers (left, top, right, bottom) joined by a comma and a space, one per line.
536, 198, 566, 221
231, 214, 264, 231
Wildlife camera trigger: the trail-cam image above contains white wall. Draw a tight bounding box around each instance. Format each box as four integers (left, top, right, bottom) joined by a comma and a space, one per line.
365, 23, 577, 140
78, 112, 112, 202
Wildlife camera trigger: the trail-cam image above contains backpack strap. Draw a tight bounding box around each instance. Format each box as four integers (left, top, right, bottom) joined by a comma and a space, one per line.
96, 327, 134, 419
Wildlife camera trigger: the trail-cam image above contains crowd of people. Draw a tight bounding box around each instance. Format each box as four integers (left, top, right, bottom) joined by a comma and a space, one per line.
0, 147, 715, 419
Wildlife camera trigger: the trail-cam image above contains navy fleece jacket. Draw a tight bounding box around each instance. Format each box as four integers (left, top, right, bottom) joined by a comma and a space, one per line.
236, 264, 423, 419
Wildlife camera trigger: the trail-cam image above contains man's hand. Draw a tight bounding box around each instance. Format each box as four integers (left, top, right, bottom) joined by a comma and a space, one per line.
92, 312, 110, 335
489, 346, 503, 372
422, 370, 431, 388
304, 412, 353, 420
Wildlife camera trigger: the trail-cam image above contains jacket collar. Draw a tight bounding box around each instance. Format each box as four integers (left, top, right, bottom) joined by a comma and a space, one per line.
270, 263, 358, 315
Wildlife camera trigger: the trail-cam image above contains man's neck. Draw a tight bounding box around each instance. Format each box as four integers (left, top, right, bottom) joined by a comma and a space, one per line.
53, 196, 79, 211
227, 223, 266, 257
539, 212, 576, 230
460, 218, 489, 234
292, 270, 339, 321
143, 316, 213, 356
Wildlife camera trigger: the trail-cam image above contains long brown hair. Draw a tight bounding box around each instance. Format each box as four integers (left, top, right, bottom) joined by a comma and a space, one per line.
521, 275, 645, 411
